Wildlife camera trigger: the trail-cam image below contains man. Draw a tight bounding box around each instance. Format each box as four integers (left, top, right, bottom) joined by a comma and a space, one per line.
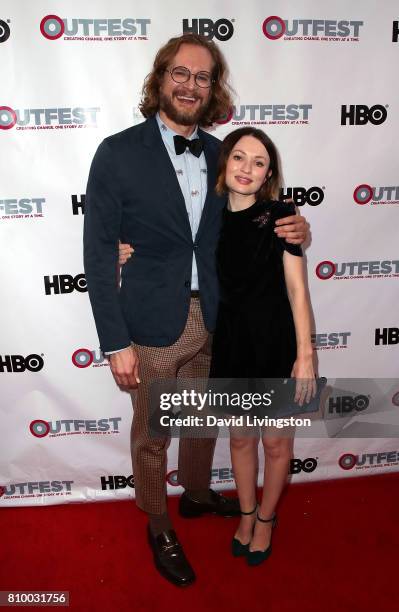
84, 33, 308, 586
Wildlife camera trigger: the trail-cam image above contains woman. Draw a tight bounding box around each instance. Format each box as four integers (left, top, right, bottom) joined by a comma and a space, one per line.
119, 127, 316, 566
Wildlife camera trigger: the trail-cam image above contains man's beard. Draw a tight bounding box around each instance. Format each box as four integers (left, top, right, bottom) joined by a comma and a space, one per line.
159, 90, 210, 126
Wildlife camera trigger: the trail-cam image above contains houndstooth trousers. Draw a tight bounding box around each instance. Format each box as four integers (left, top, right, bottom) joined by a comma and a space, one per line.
129, 298, 216, 514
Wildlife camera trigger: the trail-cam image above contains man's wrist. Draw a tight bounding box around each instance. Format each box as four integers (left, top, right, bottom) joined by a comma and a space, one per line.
104, 346, 131, 356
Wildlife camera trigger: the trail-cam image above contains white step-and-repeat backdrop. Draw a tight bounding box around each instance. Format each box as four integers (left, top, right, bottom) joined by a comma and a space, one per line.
1, 1, 398, 506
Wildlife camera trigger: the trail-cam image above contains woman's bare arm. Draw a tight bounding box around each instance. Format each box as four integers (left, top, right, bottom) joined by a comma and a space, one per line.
283, 251, 316, 405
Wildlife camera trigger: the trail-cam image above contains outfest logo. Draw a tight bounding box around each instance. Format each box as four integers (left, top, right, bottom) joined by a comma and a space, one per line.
166, 467, 235, 486
29, 418, 122, 438
353, 184, 399, 206
216, 104, 312, 126
72, 348, 108, 368
316, 260, 399, 280
210, 467, 234, 484
0, 106, 100, 130
0, 480, 74, 499
311, 332, 351, 350
40, 15, 151, 41
339, 451, 399, 471
0, 197, 46, 220
262, 16, 363, 42
166, 470, 180, 486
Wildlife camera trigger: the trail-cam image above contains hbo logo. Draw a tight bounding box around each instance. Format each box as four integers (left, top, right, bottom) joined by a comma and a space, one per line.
328, 395, 369, 414
290, 458, 317, 474
280, 187, 324, 206
375, 328, 399, 346
0, 354, 44, 373
341, 104, 387, 126
44, 274, 87, 295
100, 475, 135, 490
0, 20, 11, 43
182, 18, 234, 41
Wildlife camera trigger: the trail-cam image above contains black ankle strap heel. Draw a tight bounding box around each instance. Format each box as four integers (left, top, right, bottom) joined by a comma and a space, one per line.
231, 504, 258, 557
246, 512, 277, 566
241, 504, 258, 516
256, 511, 277, 526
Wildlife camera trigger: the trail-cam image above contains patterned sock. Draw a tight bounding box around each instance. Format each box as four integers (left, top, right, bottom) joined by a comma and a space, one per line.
148, 512, 172, 536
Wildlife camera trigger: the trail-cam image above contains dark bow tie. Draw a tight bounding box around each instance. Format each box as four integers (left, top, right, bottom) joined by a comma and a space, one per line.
174, 135, 203, 158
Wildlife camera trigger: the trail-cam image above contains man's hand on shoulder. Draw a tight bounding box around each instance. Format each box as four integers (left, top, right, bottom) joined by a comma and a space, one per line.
274, 198, 310, 245
109, 346, 140, 389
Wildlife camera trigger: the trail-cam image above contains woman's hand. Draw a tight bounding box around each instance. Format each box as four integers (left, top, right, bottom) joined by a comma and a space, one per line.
291, 355, 316, 406
118, 240, 134, 265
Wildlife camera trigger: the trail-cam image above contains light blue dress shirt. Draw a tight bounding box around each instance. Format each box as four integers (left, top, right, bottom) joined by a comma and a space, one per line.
155, 112, 208, 290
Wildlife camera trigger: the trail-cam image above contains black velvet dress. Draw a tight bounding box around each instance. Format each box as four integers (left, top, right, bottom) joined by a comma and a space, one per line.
209, 200, 302, 379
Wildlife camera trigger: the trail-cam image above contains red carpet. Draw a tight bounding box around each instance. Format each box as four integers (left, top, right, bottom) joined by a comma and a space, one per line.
1, 473, 398, 612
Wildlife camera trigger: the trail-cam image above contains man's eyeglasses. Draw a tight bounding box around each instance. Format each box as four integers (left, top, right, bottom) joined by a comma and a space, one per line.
165, 66, 215, 88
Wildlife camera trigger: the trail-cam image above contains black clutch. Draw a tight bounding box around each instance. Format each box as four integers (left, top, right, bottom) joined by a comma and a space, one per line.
270, 376, 327, 418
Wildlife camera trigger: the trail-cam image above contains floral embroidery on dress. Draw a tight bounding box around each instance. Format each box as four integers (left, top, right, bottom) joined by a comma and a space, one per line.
252, 211, 271, 228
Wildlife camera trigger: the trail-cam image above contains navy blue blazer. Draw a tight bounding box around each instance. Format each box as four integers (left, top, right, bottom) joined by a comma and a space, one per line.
83, 116, 225, 352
